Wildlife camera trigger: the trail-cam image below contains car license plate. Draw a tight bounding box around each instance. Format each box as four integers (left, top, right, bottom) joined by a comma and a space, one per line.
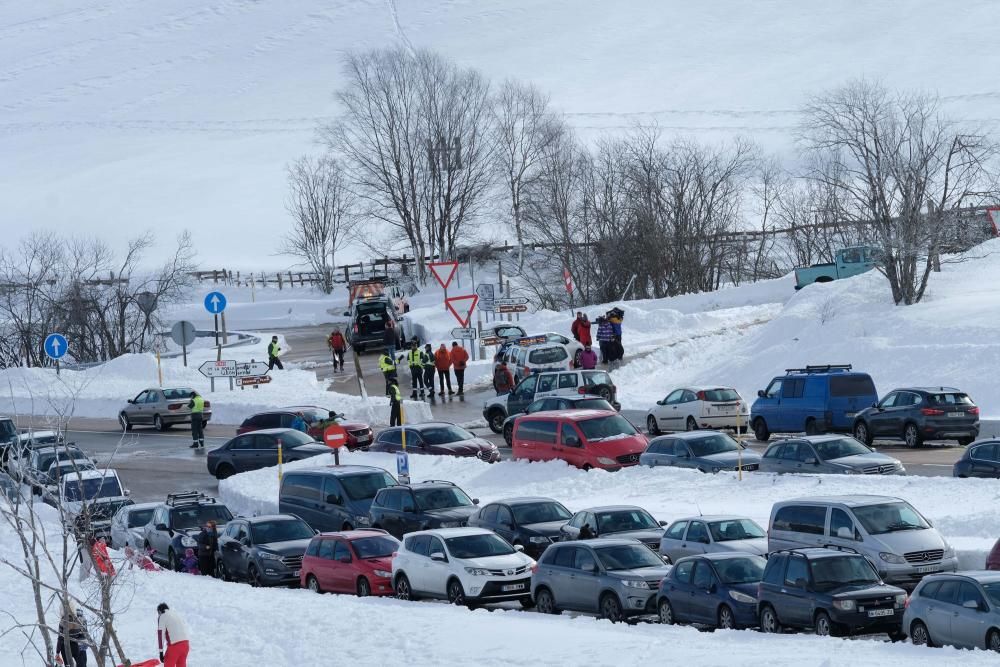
948, 412, 965, 418
502, 583, 525, 592
917, 565, 940, 574
356, 434, 372, 442
867, 608, 894, 618
845, 412, 857, 418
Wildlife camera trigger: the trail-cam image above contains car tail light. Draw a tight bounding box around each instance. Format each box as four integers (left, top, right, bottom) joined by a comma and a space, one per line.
353, 323, 359, 333
904, 595, 911, 609
921, 408, 945, 416
168, 403, 183, 411
392, 551, 398, 558
531, 562, 539, 574
523, 366, 530, 377
968, 406, 980, 416
578, 387, 588, 395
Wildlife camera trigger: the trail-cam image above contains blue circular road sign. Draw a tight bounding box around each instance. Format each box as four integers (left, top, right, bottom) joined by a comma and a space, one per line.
44, 333, 68, 360
204, 291, 227, 314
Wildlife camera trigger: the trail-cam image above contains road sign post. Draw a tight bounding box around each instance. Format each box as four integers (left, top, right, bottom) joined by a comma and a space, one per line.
44, 333, 68, 375
170, 321, 196, 367
324, 423, 348, 465
204, 292, 227, 393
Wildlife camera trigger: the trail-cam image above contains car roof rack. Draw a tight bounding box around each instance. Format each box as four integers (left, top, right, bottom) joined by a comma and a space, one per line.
784, 364, 853, 374
418, 480, 456, 486
165, 491, 216, 507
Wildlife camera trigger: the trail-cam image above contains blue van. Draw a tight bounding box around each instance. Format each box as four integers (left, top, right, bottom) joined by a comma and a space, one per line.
750, 365, 878, 441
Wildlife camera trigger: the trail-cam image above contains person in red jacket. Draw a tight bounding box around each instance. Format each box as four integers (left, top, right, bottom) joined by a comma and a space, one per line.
493, 361, 515, 396
570, 312, 593, 348
328, 327, 348, 371
92, 537, 115, 577
449, 342, 469, 396
433, 343, 454, 396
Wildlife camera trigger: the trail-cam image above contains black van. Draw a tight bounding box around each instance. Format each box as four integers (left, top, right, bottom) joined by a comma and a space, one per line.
279, 466, 397, 532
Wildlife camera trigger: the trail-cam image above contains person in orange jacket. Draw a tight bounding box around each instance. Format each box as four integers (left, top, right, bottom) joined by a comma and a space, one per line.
92, 536, 115, 577
328, 327, 348, 371
433, 343, 453, 397
449, 342, 469, 396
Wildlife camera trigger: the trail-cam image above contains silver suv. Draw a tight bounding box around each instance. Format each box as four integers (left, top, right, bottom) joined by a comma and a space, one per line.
759, 435, 904, 475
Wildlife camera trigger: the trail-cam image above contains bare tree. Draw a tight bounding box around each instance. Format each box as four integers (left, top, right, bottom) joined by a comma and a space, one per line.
283, 156, 360, 293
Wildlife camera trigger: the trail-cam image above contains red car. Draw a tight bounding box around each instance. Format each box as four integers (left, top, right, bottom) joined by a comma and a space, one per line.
300, 530, 399, 596
237, 406, 373, 450
988, 538, 1000, 570
512, 409, 648, 471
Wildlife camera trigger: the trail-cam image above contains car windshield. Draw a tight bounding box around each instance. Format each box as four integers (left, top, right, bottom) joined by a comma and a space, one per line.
577, 415, 637, 441
413, 487, 474, 510
127, 508, 156, 528
687, 433, 740, 457
162, 388, 194, 400
445, 533, 515, 559
708, 519, 765, 542
715, 556, 767, 584
929, 392, 973, 406
595, 509, 659, 533
251, 519, 313, 544
703, 389, 740, 402
813, 437, 871, 460
63, 477, 123, 502
278, 431, 317, 448
982, 582, 1000, 606
352, 535, 399, 559
420, 426, 475, 445
594, 544, 664, 571
511, 501, 571, 525
296, 408, 330, 423
853, 501, 930, 535
341, 472, 396, 500
809, 555, 880, 592
171, 505, 233, 530
583, 371, 613, 387
528, 347, 567, 364
38, 449, 87, 471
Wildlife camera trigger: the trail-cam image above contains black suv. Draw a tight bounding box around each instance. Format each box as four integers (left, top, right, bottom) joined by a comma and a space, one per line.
853, 387, 979, 448
369, 481, 479, 539
143, 492, 234, 571
467, 496, 573, 559
216, 514, 316, 587
757, 548, 907, 639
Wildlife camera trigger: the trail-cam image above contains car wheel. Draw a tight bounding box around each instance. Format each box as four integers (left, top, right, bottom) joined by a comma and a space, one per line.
987, 628, 1000, 652
154, 414, 168, 431
958, 437, 974, 447
519, 596, 535, 609
759, 605, 781, 633
306, 575, 321, 593
904, 423, 924, 448
804, 418, 819, 436
395, 573, 414, 600
718, 604, 736, 630
487, 410, 506, 434
600, 593, 623, 623
888, 629, 906, 643
215, 464, 235, 480
753, 418, 770, 443
118, 412, 131, 431
503, 422, 514, 447
446, 578, 466, 606
167, 549, 180, 572
535, 588, 559, 615
582, 464, 592, 472
910, 620, 932, 647
357, 577, 371, 597
658, 598, 674, 625
814, 610, 836, 637
685, 416, 698, 432
248, 566, 262, 587
596, 386, 613, 402
853, 421, 873, 446
647, 415, 660, 436
217, 560, 230, 582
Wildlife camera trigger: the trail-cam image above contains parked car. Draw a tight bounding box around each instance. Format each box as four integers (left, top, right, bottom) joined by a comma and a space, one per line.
369, 423, 499, 463
954, 439, 1000, 478
989, 539, 1000, 571
750, 365, 878, 441
14, 429, 63, 448
118, 387, 210, 431
468, 497, 573, 559
237, 407, 373, 451
392, 527, 536, 607
0, 417, 19, 464
216, 514, 315, 586
512, 410, 647, 471
758, 435, 904, 475
144, 492, 234, 571
768, 495, 958, 589
793, 246, 879, 290
110, 502, 159, 550
500, 396, 616, 446
11, 445, 90, 493
646, 386, 750, 435
207, 428, 330, 479
495, 333, 585, 369
41, 458, 97, 496
532, 538, 671, 621
657, 553, 767, 629
300, 529, 399, 596
483, 369, 618, 432
853, 387, 979, 447
659, 516, 767, 563
481, 322, 527, 343
279, 465, 397, 532
560, 505, 665, 551
342, 295, 401, 352
44, 469, 133, 540
757, 547, 907, 638
497, 341, 571, 384
369, 481, 480, 539
639, 431, 761, 473
904, 572, 1000, 650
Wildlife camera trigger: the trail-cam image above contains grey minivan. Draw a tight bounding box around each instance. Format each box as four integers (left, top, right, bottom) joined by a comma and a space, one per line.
659, 515, 767, 563
903, 571, 1000, 651
278, 466, 397, 532
759, 435, 904, 475
768, 495, 957, 589
639, 431, 761, 473
531, 539, 671, 621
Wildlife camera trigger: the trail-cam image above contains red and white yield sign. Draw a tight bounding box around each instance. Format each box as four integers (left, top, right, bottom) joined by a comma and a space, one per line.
428, 261, 459, 290
445, 294, 479, 327
323, 423, 349, 449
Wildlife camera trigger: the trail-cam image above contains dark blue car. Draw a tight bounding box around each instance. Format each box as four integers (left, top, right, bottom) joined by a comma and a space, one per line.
656, 553, 766, 629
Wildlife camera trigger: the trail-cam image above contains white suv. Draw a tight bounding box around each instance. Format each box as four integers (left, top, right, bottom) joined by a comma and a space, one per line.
646, 386, 749, 435
392, 527, 536, 607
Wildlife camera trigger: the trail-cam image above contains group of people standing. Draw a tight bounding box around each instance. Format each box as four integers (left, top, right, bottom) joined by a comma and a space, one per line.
379, 339, 470, 425
572, 308, 625, 370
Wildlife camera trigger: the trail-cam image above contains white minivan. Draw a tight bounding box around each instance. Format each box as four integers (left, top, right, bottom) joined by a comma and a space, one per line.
768, 495, 957, 589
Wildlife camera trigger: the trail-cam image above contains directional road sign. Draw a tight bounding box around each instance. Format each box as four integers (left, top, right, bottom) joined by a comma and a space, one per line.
450, 327, 477, 339
445, 294, 479, 327
492, 297, 528, 306
44, 333, 68, 360
199, 360, 270, 378
494, 304, 528, 314
204, 291, 227, 314
170, 321, 197, 346
480, 335, 503, 346
237, 375, 272, 387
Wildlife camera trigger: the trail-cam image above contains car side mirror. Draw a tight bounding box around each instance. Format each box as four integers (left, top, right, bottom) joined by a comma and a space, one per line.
514, 544, 524, 552
125, 489, 131, 496
708, 582, 717, 593
872, 402, 878, 408
155, 523, 168, 532
836, 527, 854, 540
338, 554, 352, 564
794, 578, 807, 589
963, 599, 982, 610
757, 390, 765, 398
805, 457, 818, 465
430, 552, 446, 562
327, 495, 343, 505
402, 506, 415, 513
565, 437, 580, 447
658, 520, 667, 527
239, 537, 249, 546
127, 399, 134, 404
472, 498, 480, 505
656, 400, 664, 406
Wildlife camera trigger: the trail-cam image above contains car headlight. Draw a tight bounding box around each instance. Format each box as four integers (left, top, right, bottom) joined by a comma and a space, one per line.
373, 569, 392, 578
465, 567, 490, 576
895, 593, 907, 607
528, 536, 550, 544
729, 590, 756, 604
596, 457, 616, 466
832, 599, 856, 611
355, 515, 371, 526
258, 551, 283, 561
842, 467, 860, 474
180, 536, 197, 548
620, 579, 649, 589
879, 552, 906, 564
943, 544, 955, 558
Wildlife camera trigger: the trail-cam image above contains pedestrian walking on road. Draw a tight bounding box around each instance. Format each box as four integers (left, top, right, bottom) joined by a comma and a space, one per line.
493, 361, 515, 396
422, 344, 436, 399
434, 343, 453, 396
383, 319, 397, 359
388, 378, 402, 427
328, 327, 347, 371
579, 345, 598, 370
378, 349, 397, 396
405, 341, 425, 399
449, 342, 468, 396
267, 336, 283, 370
157, 603, 190, 667
595, 316, 613, 365
187, 391, 205, 450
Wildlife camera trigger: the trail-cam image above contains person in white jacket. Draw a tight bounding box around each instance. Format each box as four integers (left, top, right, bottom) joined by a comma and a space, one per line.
156, 603, 190, 667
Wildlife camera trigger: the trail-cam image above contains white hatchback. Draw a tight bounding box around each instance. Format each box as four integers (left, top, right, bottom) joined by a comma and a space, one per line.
392, 527, 536, 607
646, 386, 749, 435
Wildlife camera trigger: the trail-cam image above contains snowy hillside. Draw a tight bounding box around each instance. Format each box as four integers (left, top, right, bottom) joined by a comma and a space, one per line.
4, 1, 1000, 265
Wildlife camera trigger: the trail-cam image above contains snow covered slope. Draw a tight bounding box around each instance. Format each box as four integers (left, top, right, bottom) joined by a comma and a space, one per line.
4, 1, 1000, 265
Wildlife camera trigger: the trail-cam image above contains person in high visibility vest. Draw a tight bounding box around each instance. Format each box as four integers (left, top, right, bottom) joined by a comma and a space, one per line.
388, 378, 402, 427
188, 391, 205, 449
378, 349, 397, 395
421, 344, 436, 400
405, 340, 425, 399
267, 335, 284, 370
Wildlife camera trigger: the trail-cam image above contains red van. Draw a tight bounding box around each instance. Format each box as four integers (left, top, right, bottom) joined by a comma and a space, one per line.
511, 410, 648, 471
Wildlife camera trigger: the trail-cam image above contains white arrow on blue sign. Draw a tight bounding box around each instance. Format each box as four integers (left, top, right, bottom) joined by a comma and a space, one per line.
204, 291, 227, 314
44, 333, 68, 360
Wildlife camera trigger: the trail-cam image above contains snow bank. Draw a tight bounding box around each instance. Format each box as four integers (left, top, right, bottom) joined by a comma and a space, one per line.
161, 285, 348, 331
